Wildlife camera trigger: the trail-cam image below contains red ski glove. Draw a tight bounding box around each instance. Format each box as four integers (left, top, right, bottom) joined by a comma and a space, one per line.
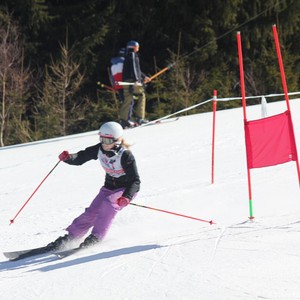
59, 150, 71, 161
117, 197, 130, 209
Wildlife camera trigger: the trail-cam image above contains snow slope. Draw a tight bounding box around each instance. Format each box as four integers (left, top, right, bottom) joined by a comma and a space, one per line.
1, 99, 300, 300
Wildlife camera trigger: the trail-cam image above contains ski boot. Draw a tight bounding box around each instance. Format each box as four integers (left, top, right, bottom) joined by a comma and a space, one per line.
45, 234, 72, 251
79, 234, 100, 249
137, 118, 149, 125
119, 119, 137, 129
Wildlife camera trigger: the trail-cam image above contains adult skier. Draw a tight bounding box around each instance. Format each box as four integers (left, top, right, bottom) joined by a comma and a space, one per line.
119, 40, 150, 128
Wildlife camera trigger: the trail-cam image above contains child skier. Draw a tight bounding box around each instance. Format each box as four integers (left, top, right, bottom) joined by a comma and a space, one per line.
45, 121, 140, 250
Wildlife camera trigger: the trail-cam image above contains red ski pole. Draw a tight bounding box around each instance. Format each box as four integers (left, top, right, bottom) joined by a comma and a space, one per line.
9, 160, 61, 225
129, 203, 215, 225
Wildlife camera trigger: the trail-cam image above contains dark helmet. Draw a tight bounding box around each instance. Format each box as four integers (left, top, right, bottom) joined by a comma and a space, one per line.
126, 40, 139, 49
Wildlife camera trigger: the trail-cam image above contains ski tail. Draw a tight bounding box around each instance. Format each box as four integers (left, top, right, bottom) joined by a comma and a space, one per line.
4, 246, 51, 261
4, 243, 97, 261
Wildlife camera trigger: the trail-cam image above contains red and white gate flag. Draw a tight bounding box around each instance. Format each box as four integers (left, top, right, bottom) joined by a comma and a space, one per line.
244, 110, 297, 169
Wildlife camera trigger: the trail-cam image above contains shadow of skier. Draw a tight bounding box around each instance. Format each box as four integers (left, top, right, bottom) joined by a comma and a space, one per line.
28, 244, 163, 272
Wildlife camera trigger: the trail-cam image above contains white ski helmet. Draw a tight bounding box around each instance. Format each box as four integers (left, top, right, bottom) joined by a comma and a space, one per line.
98, 121, 123, 140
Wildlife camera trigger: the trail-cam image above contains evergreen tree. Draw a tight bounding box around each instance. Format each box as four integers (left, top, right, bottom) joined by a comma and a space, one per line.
35, 41, 84, 137
0, 13, 32, 146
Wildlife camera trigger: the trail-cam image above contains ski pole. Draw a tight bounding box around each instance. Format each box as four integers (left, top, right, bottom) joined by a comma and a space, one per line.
116, 63, 175, 86
148, 62, 175, 81
129, 202, 215, 225
97, 81, 117, 93
9, 160, 61, 225
115, 81, 143, 86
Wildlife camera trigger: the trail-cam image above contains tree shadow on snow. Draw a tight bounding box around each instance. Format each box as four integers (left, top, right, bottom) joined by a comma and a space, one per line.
28, 244, 163, 273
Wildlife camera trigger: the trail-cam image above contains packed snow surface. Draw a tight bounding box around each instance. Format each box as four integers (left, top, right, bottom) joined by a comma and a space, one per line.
1, 99, 300, 299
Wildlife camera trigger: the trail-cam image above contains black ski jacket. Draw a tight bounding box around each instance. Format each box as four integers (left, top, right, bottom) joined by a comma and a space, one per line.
64, 143, 140, 200
122, 50, 145, 83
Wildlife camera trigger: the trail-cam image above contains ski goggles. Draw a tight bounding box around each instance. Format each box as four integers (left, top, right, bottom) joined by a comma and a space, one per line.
99, 135, 118, 145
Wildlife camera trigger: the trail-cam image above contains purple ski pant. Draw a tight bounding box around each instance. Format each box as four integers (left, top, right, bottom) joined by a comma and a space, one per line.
66, 187, 135, 240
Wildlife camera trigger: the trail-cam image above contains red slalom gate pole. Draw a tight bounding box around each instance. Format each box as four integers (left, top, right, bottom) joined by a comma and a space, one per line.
272, 24, 290, 111
129, 203, 215, 225
237, 31, 254, 220
272, 24, 300, 187
9, 160, 61, 225
211, 90, 217, 184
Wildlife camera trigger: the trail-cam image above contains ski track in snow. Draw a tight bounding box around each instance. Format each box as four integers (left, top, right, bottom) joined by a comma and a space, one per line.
210, 226, 227, 263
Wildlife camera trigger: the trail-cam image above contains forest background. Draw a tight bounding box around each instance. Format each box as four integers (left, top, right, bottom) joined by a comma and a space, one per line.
0, 0, 299, 146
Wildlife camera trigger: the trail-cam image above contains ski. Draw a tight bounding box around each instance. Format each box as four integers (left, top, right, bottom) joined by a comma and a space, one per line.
54, 243, 101, 259
4, 248, 38, 260
3, 246, 52, 261
124, 117, 179, 130
141, 117, 179, 127
4, 244, 95, 261
54, 247, 83, 259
